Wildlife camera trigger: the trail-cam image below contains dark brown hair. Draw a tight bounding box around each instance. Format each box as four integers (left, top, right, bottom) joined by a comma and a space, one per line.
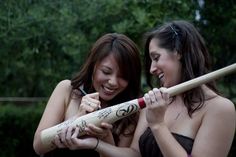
71, 33, 142, 143
144, 20, 218, 116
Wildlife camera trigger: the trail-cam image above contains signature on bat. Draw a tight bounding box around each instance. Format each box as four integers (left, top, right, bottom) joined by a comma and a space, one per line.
97, 108, 112, 119
76, 119, 87, 134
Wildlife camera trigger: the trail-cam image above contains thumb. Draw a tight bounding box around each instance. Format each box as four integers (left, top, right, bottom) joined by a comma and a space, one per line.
88, 92, 99, 100
159, 87, 168, 94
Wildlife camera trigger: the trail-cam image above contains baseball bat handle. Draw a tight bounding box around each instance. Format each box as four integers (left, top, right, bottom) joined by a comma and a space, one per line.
41, 63, 236, 151
165, 63, 236, 96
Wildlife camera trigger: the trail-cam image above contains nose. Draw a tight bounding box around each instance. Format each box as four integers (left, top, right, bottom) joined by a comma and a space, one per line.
150, 61, 157, 74
108, 75, 118, 87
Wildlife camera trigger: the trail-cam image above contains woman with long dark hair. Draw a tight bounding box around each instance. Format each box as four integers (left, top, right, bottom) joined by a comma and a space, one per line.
33, 33, 142, 157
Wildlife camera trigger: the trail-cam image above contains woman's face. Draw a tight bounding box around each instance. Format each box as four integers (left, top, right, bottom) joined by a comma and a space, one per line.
149, 38, 182, 87
92, 53, 128, 101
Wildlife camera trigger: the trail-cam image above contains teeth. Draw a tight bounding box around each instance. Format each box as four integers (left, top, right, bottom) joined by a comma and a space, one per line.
159, 73, 164, 79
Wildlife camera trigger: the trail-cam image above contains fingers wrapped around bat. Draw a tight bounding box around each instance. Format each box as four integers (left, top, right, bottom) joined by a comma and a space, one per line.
53, 134, 67, 148
85, 123, 113, 140
144, 88, 170, 108
159, 87, 170, 104
65, 126, 77, 147
53, 126, 74, 148
144, 88, 159, 107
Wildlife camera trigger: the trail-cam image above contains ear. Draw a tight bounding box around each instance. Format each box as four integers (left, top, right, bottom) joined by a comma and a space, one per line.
174, 50, 182, 60
177, 53, 181, 60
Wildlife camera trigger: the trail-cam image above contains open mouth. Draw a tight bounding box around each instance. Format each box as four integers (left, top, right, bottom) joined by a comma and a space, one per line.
158, 73, 164, 86
103, 86, 116, 95
159, 73, 164, 80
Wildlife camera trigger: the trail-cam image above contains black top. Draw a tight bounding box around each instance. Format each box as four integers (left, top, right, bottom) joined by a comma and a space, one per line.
139, 127, 194, 157
42, 149, 99, 157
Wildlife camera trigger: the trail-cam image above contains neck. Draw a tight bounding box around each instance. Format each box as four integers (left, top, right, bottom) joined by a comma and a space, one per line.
100, 98, 109, 109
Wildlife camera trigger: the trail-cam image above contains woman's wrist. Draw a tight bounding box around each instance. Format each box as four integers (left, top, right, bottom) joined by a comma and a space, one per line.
101, 131, 115, 145
149, 121, 166, 132
93, 137, 99, 150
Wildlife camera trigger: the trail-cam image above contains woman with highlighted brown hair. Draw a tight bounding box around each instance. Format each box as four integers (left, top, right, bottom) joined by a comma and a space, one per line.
33, 33, 142, 157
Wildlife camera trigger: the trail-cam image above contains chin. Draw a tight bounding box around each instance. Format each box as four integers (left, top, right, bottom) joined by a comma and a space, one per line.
101, 94, 115, 101
160, 81, 166, 88
162, 83, 172, 88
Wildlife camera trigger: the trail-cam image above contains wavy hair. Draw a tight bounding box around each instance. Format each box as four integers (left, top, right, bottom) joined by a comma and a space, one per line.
71, 33, 142, 143
144, 20, 218, 116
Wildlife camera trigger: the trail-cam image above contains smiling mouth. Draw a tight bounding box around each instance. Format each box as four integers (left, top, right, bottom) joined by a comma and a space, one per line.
158, 73, 164, 86
159, 73, 164, 80
103, 86, 116, 95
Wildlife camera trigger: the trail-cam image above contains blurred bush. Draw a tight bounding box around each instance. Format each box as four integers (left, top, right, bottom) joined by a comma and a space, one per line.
0, 104, 44, 157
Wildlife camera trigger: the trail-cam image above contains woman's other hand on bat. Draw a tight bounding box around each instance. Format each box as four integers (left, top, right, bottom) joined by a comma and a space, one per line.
85, 122, 115, 145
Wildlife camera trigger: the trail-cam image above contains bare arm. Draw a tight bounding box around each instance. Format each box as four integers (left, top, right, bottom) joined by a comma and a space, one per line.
33, 80, 72, 155
191, 97, 236, 157
145, 89, 189, 157
148, 91, 235, 157
96, 140, 140, 157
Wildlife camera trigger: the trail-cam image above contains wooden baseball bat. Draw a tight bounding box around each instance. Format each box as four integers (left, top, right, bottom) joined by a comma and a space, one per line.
41, 63, 236, 150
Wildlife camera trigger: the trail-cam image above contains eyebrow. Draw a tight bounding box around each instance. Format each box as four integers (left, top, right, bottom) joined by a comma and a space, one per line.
99, 63, 114, 69
100, 65, 112, 70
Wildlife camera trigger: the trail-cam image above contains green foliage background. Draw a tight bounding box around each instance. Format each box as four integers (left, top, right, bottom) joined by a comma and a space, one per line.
0, 0, 235, 157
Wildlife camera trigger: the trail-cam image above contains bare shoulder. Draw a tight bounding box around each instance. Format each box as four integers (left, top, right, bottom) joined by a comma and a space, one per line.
205, 95, 235, 117
56, 79, 72, 90
52, 79, 72, 105
192, 95, 236, 157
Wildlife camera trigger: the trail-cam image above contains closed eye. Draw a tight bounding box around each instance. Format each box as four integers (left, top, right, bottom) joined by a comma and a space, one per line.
151, 54, 160, 62
153, 56, 159, 61
102, 69, 111, 75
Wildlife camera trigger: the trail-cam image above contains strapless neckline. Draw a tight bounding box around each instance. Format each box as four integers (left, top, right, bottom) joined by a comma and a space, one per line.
139, 127, 194, 157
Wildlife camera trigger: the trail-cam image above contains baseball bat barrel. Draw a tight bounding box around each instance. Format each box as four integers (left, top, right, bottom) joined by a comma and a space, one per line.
41, 63, 236, 151
41, 98, 146, 150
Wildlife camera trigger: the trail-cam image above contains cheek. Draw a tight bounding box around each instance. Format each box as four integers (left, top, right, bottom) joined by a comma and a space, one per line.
119, 79, 128, 90
92, 77, 98, 91
92, 71, 103, 88
167, 62, 181, 83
